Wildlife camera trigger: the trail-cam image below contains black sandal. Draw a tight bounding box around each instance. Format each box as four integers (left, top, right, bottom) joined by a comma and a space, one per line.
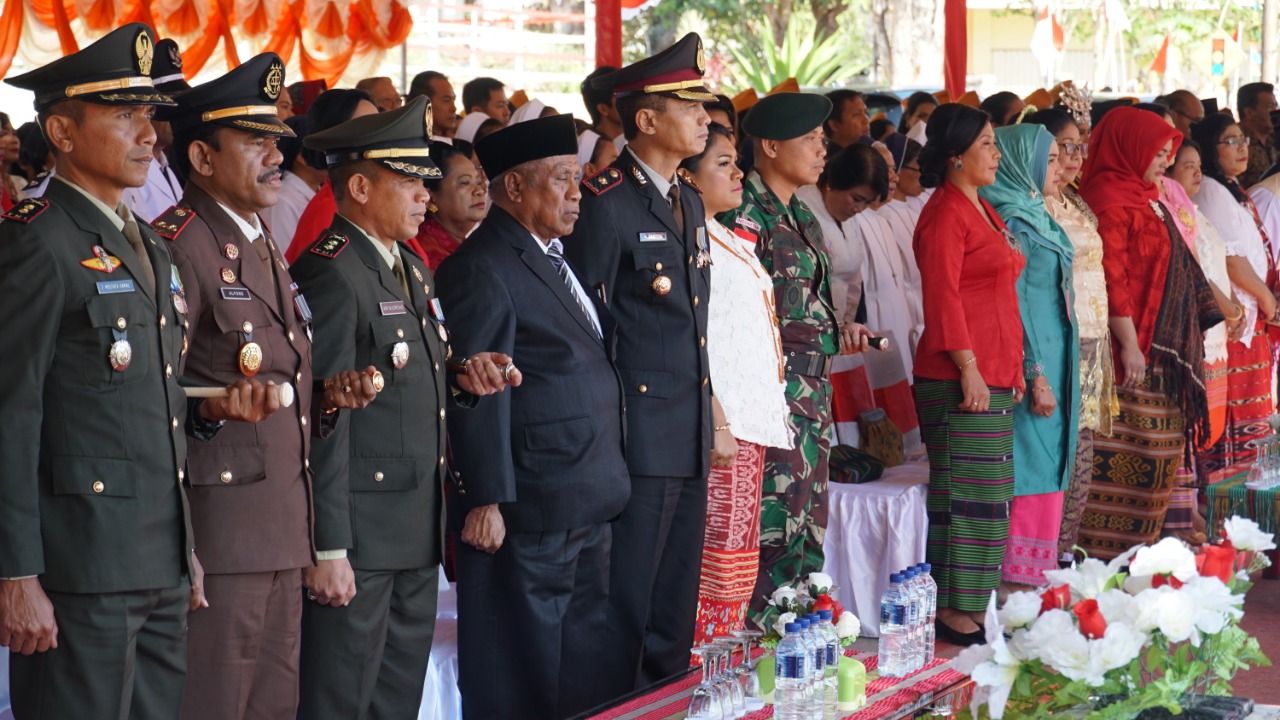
934, 618, 986, 647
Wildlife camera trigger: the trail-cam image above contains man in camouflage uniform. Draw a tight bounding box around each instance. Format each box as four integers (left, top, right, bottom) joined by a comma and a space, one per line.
723, 93, 872, 627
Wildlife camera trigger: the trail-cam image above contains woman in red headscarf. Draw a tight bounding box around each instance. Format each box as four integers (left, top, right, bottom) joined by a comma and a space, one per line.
1075, 107, 1224, 558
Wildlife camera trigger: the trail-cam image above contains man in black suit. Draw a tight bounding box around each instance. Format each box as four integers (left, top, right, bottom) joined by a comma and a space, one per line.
562, 32, 714, 693
437, 114, 631, 719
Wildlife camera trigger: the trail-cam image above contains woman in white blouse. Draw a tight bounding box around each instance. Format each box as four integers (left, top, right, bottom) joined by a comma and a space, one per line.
1191, 113, 1278, 470
678, 123, 792, 647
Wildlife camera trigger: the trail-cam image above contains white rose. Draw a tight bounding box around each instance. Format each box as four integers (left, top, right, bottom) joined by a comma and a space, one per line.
1029, 614, 1095, 684
1180, 575, 1244, 635
1129, 537, 1197, 582
1093, 622, 1147, 672
773, 611, 797, 637
997, 591, 1042, 629
1095, 589, 1137, 627
771, 586, 797, 607
1223, 516, 1278, 552
1123, 574, 1154, 595
1043, 557, 1112, 600
808, 572, 834, 595
1151, 588, 1197, 644
835, 610, 861, 640
1023, 609, 1078, 663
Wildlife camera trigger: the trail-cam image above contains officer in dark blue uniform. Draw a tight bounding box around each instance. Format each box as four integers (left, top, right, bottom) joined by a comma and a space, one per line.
562, 32, 715, 695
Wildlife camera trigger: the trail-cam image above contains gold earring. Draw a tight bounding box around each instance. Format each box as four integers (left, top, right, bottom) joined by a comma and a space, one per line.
427, 202, 439, 213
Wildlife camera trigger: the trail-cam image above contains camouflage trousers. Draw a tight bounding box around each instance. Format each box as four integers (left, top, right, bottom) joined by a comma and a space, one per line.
748, 373, 834, 628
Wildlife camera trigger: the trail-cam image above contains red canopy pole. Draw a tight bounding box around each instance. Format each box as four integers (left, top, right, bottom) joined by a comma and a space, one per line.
596, 0, 622, 68
943, 0, 967, 99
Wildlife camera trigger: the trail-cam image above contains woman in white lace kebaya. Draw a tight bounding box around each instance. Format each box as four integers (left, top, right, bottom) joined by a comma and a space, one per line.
678, 123, 792, 647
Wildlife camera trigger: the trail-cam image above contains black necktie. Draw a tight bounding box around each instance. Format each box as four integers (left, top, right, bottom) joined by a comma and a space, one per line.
545, 243, 600, 337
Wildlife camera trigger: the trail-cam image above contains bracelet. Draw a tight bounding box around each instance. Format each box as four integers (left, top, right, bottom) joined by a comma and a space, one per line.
1033, 384, 1052, 393
715, 423, 731, 432
1225, 304, 1245, 323
957, 356, 977, 370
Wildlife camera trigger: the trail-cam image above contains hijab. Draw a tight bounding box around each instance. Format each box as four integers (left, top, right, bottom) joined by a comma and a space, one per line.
980, 124, 1071, 253
1078, 106, 1182, 216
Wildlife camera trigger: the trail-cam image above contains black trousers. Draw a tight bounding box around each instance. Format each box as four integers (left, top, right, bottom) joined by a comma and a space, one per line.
10, 582, 189, 720
455, 521, 614, 719
600, 475, 707, 696
297, 566, 439, 720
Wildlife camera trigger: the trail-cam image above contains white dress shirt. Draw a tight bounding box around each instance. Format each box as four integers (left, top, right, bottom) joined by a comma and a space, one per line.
123, 153, 183, 223
541, 236, 602, 336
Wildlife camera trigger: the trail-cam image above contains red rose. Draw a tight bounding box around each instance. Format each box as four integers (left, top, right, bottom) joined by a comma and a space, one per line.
1151, 573, 1184, 589
1197, 541, 1236, 585
832, 600, 846, 620
1040, 584, 1072, 613
812, 594, 835, 613
1072, 598, 1107, 639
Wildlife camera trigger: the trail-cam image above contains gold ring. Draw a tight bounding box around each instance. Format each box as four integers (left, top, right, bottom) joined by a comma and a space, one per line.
343, 385, 351, 393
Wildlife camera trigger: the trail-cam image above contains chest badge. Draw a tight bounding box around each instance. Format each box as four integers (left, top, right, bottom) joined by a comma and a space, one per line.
220, 267, 237, 284
223, 243, 240, 260
391, 341, 410, 369
81, 245, 122, 273
651, 275, 672, 296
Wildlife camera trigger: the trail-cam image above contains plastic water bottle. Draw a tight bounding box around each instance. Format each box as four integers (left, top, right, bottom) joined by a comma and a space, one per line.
917, 563, 938, 665
776, 622, 810, 720
805, 614, 826, 720
903, 568, 923, 672
878, 573, 908, 677
817, 609, 840, 720
796, 617, 818, 717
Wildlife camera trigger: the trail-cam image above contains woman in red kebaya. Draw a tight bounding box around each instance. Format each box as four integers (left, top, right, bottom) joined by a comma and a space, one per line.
912, 103, 1025, 647
408, 141, 488, 271
1075, 106, 1222, 559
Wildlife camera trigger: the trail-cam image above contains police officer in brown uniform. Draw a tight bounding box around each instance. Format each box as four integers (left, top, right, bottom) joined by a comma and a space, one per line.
158, 53, 377, 720
0, 24, 276, 719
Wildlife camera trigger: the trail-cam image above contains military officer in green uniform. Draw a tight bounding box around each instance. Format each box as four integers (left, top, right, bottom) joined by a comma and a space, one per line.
289, 96, 514, 720
0, 23, 277, 719
721, 92, 873, 628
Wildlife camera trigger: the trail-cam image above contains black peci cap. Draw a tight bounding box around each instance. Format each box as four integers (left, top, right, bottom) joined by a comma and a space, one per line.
304, 95, 440, 179
151, 39, 192, 95
170, 53, 293, 138
475, 113, 579, 178
6, 23, 175, 111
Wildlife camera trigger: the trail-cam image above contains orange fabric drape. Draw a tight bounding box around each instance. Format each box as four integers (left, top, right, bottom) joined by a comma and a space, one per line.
0, 0, 24, 83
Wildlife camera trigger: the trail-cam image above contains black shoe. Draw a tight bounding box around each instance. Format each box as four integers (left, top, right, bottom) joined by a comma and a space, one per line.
934, 618, 986, 647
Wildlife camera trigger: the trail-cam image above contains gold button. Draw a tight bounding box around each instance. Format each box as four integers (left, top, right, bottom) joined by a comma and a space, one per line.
374, 471, 384, 482
178, 469, 185, 481
433, 362, 440, 372
288, 331, 295, 342
439, 456, 445, 466
295, 373, 303, 383
699, 337, 706, 347
422, 318, 427, 327
655, 262, 664, 271
116, 317, 127, 329
305, 459, 310, 470
702, 377, 709, 386
424, 284, 430, 294
184, 319, 190, 329
301, 416, 308, 427
165, 364, 173, 378
693, 296, 700, 306
92, 481, 104, 493
220, 470, 233, 483
171, 417, 179, 430
159, 315, 167, 328
396, 329, 405, 338
688, 255, 693, 265
439, 408, 446, 419
242, 321, 253, 333
638, 384, 648, 393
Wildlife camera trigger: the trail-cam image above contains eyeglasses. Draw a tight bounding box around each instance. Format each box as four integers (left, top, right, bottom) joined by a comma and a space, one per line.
900, 164, 921, 173
1169, 107, 1204, 125
1218, 135, 1252, 148
1058, 141, 1088, 158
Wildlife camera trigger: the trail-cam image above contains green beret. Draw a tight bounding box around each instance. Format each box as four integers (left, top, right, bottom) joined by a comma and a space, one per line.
740, 92, 833, 141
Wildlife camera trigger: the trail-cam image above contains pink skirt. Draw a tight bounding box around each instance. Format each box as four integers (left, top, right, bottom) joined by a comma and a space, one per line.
1003, 491, 1066, 585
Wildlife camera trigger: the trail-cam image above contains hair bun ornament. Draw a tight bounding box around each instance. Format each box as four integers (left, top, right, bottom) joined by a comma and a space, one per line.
1057, 81, 1093, 129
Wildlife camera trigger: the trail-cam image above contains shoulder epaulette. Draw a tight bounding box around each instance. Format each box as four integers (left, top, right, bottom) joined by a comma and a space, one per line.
583, 168, 623, 196
151, 205, 196, 240
2, 197, 50, 224
310, 232, 349, 259
682, 177, 703, 195
23, 171, 49, 191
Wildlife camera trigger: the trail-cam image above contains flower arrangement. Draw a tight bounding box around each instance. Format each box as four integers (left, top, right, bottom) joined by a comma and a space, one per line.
955, 516, 1274, 719
759, 572, 862, 648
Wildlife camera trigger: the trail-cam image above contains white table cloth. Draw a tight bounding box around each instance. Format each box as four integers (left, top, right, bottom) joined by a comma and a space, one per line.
821, 461, 930, 638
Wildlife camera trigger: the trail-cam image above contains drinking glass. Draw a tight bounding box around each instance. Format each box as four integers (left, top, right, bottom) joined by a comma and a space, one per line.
730, 629, 767, 712
712, 639, 747, 718
688, 645, 726, 720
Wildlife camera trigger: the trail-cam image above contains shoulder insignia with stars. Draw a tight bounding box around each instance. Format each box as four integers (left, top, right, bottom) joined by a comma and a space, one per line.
2, 197, 50, 224
151, 205, 196, 240
310, 232, 350, 259
682, 177, 703, 194
23, 171, 49, 191
583, 168, 623, 196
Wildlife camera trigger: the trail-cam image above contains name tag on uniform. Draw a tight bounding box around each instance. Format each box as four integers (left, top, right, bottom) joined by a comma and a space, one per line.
96, 279, 135, 294
639, 231, 668, 243
220, 287, 252, 301
380, 301, 407, 316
